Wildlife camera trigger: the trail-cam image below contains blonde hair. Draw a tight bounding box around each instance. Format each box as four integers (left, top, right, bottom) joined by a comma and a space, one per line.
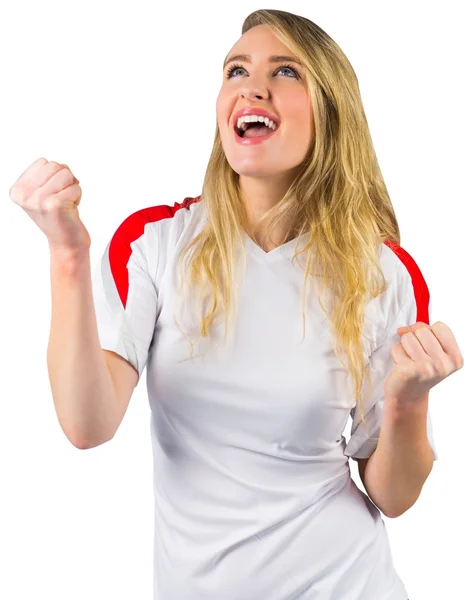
174, 9, 400, 428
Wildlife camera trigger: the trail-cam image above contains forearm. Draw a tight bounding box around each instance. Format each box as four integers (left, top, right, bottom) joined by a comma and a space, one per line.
47, 246, 119, 449
363, 392, 435, 518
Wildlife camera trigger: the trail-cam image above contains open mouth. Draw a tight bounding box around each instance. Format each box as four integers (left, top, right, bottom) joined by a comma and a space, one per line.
234, 121, 279, 138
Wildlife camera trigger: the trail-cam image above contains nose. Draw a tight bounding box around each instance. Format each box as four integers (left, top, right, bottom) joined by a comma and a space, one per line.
239, 86, 269, 102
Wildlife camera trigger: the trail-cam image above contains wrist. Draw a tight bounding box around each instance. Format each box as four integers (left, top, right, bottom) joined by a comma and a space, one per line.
384, 391, 430, 420
49, 244, 91, 271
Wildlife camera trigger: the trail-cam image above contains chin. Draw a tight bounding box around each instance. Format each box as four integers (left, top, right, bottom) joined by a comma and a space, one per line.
231, 165, 280, 177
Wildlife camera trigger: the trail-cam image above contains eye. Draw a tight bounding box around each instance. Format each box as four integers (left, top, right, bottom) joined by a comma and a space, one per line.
225, 62, 300, 80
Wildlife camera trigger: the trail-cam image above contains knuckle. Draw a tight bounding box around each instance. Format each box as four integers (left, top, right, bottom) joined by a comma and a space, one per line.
42, 195, 60, 212
433, 359, 449, 377
9, 183, 21, 203
433, 321, 449, 333
16, 185, 29, 205
34, 193, 48, 213
454, 353, 464, 370
426, 361, 441, 378
22, 183, 34, 199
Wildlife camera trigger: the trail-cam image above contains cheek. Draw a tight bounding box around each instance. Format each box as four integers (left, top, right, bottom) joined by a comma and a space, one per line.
303, 98, 314, 135
216, 91, 231, 125
281, 93, 312, 135
296, 100, 312, 126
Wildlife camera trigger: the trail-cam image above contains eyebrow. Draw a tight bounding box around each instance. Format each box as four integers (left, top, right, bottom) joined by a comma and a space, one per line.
223, 54, 303, 70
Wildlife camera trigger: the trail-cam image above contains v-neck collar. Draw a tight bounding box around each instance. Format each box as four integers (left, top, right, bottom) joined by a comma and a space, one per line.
243, 230, 311, 261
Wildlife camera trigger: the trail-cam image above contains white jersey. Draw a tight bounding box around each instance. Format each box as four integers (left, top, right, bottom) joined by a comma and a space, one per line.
92, 195, 437, 599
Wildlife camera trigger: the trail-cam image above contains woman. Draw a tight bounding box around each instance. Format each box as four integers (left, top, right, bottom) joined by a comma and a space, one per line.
10, 8, 463, 600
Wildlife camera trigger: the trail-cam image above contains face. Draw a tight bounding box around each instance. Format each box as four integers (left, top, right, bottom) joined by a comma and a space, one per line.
216, 24, 313, 181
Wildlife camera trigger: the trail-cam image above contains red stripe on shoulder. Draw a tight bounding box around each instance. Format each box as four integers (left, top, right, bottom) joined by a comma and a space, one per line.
383, 240, 430, 325
109, 195, 202, 308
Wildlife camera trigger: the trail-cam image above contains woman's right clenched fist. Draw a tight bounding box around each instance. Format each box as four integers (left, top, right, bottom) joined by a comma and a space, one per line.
9, 157, 91, 251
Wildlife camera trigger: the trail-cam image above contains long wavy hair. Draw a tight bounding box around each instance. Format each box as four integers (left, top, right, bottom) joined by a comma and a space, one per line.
174, 9, 400, 428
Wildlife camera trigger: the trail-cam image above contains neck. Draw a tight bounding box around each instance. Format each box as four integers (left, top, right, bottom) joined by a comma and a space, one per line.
238, 173, 298, 246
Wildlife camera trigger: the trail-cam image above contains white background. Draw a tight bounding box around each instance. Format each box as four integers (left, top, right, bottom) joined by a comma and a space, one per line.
1, 1, 471, 598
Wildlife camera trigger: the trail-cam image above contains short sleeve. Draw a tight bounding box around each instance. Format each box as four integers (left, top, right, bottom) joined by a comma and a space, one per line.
344, 253, 438, 461
91, 218, 159, 388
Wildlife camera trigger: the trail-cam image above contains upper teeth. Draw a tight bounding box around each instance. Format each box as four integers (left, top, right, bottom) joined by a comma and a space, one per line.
236, 115, 278, 132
